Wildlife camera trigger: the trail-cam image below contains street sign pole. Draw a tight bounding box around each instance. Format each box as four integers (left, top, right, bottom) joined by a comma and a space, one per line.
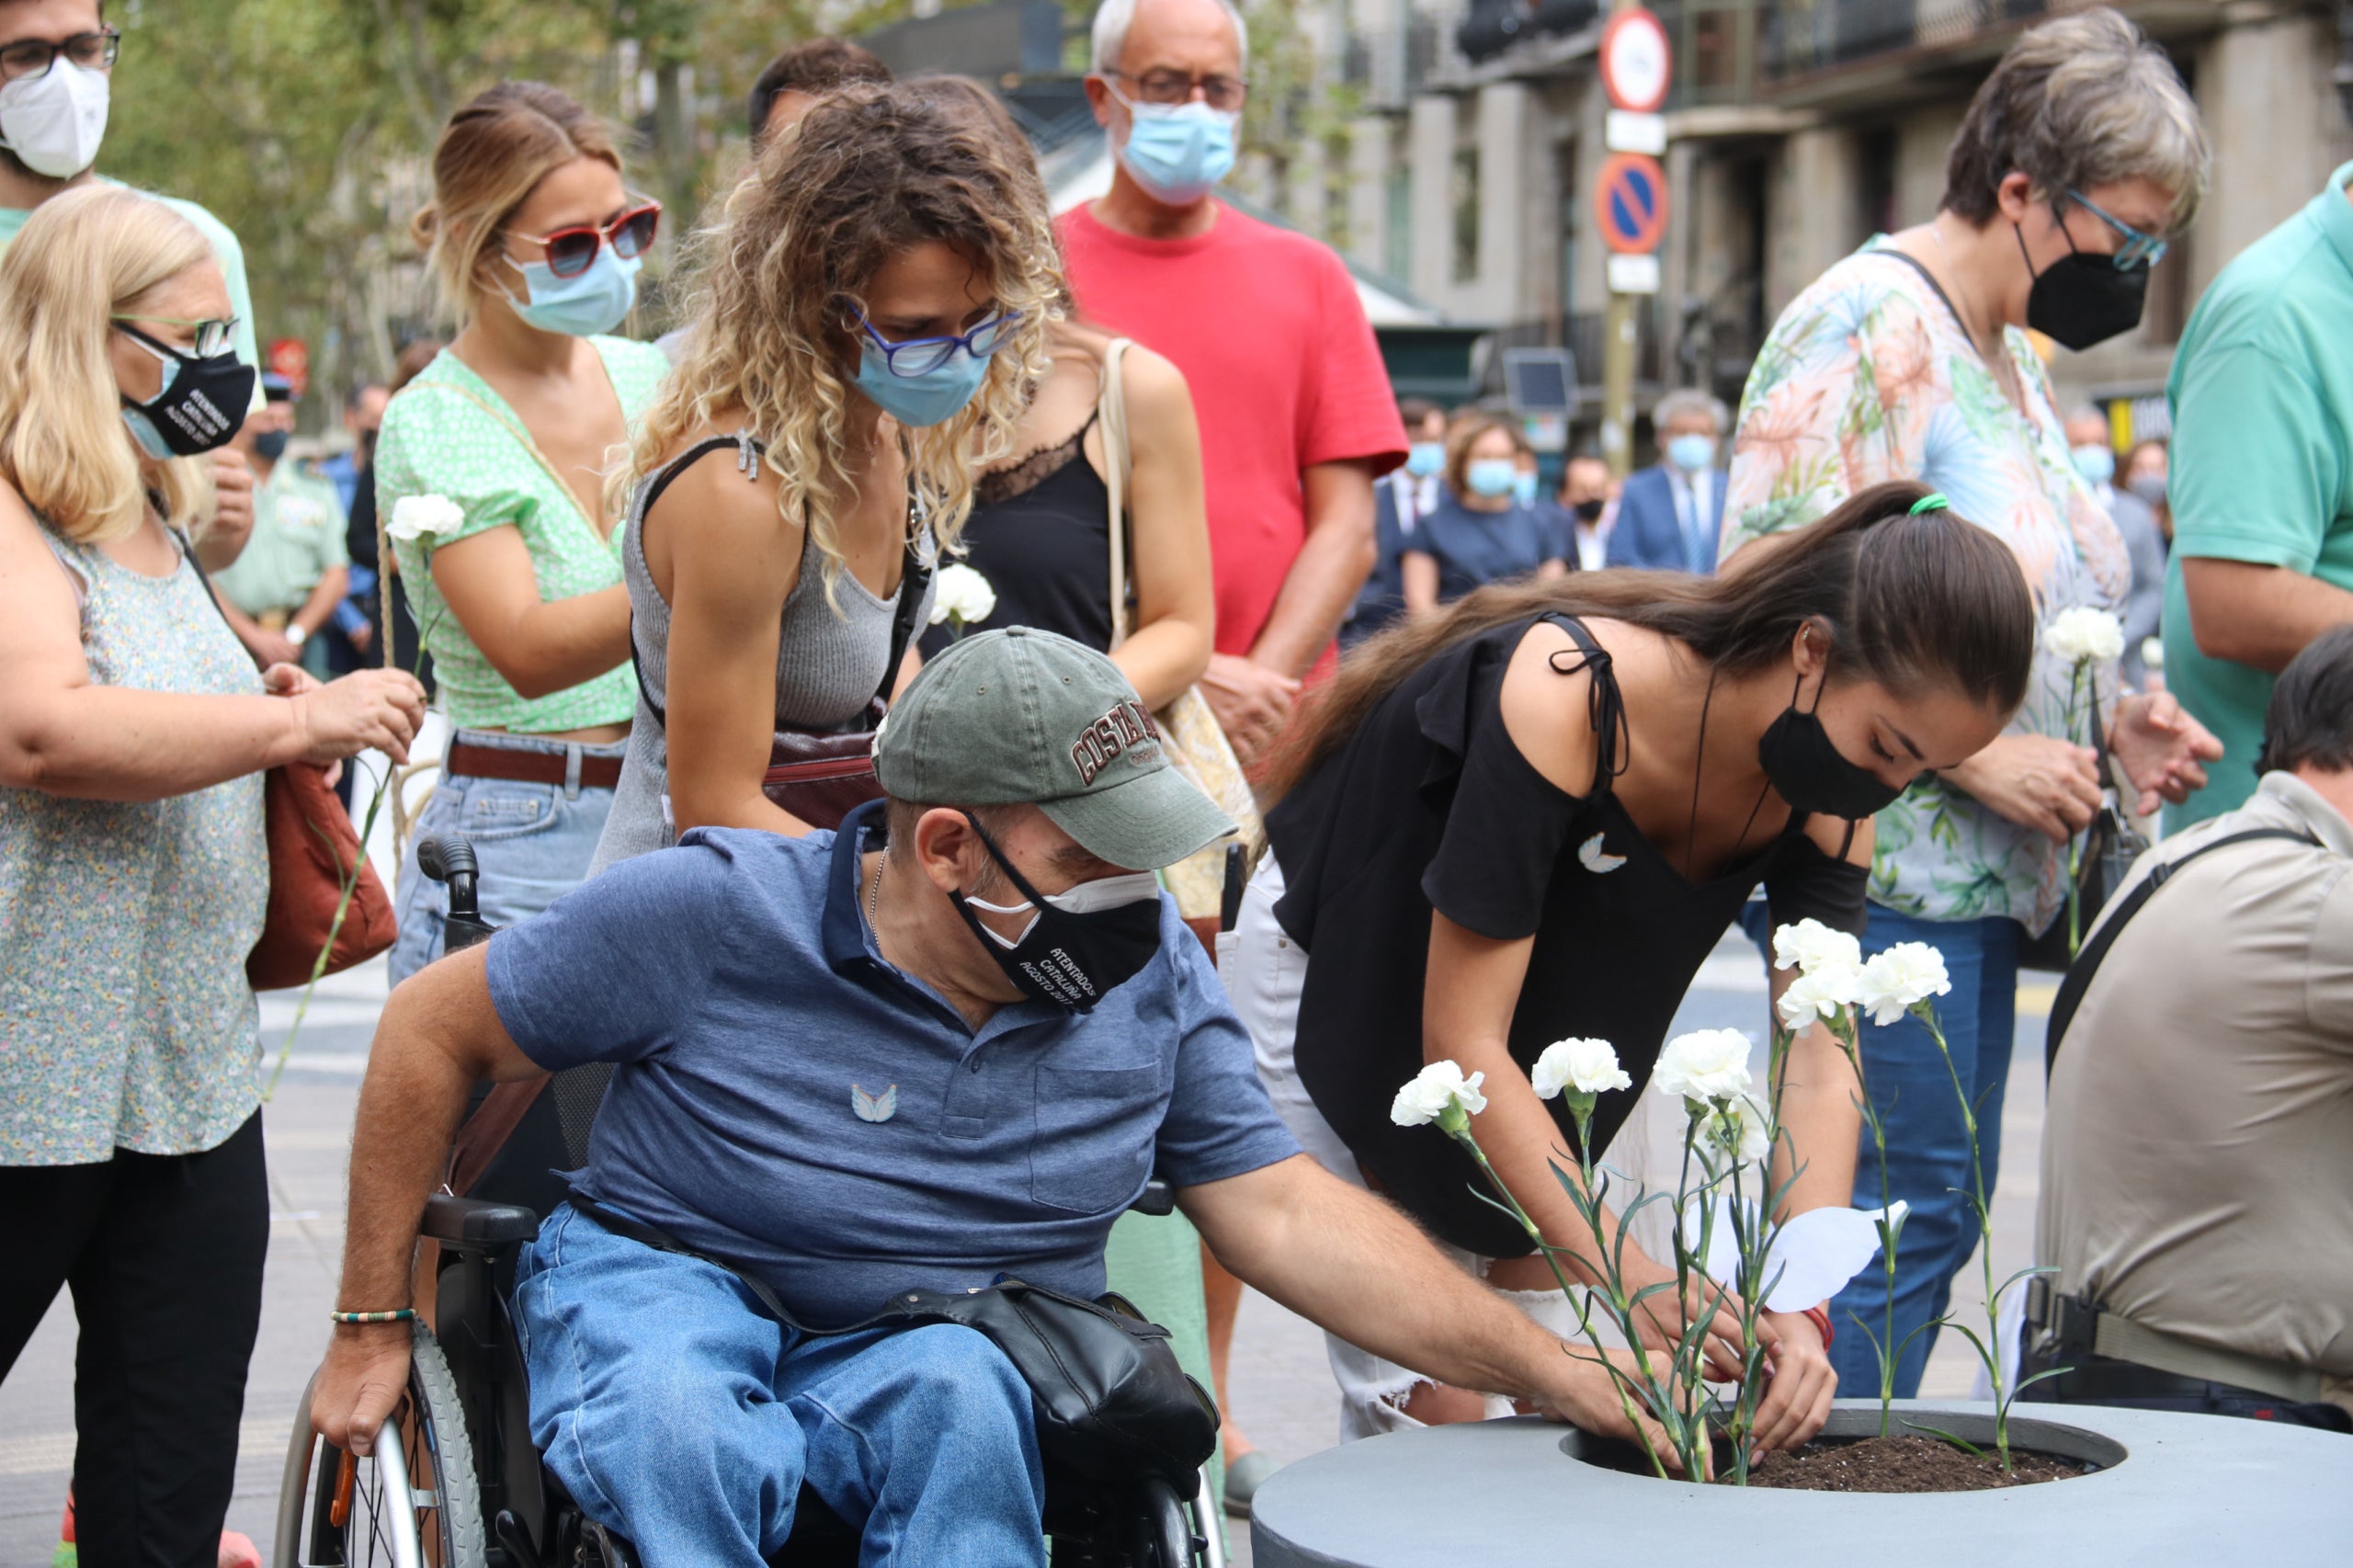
1597, 6, 1670, 481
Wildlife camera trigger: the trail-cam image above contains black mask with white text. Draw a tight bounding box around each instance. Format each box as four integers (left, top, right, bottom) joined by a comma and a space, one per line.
949, 814, 1165, 1011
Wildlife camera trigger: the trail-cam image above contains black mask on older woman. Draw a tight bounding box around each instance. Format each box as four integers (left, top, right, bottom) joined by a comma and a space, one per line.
2018, 215, 2149, 352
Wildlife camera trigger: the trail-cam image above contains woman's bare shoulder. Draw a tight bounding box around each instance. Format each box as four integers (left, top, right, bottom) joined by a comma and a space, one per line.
1497, 617, 1603, 798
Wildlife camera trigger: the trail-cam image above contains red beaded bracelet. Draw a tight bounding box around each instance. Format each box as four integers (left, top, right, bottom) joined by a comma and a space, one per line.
1801, 1305, 1835, 1347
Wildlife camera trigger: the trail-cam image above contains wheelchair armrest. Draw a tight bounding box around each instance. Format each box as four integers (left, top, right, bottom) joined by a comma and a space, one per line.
421, 1193, 540, 1250
1127, 1177, 1175, 1217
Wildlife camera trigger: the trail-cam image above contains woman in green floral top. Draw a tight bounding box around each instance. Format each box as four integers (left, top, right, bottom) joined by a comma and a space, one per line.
376, 84, 670, 982
1722, 10, 2222, 1400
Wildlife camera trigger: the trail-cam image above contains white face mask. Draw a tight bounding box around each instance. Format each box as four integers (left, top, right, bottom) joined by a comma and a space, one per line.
961, 869, 1163, 949
0, 59, 108, 179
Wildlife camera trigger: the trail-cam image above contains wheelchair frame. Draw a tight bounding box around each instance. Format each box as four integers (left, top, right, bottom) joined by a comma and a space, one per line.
273, 835, 1229, 1568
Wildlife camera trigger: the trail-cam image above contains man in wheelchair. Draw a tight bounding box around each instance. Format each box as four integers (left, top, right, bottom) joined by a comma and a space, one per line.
313, 630, 1669, 1566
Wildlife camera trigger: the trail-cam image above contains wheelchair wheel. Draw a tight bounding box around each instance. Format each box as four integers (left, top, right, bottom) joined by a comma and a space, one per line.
1126, 1475, 1200, 1568
273, 1321, 487, 1568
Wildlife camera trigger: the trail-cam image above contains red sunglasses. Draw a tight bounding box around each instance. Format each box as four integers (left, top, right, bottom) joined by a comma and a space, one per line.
511, 200, 662, 279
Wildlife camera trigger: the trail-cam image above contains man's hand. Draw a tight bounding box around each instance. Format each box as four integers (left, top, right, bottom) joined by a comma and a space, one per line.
311, 1323, 414, 1458
242, 625, 301, 670
2109, 689, 2222, 815
1620, 1256, 1756, 1383
1199, 651, 1300, 765
1748, 1308, 1836, 1450
1940, 734, 2101, 841
1526, 1345, 1691, 1474
196, 448, 256, 571
348, 619, 374, 654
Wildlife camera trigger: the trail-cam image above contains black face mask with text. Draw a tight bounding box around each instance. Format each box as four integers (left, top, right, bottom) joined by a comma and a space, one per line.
1757, 668, 1905, 821
949, 814, 1165, 1012
2018, 206, 2149, 351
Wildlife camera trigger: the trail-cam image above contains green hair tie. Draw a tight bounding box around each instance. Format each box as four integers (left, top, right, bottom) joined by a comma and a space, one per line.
1909, 492, 1951, 516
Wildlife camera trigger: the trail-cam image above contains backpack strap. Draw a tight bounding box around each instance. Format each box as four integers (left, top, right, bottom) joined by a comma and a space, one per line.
2045, 825, 2320, 1070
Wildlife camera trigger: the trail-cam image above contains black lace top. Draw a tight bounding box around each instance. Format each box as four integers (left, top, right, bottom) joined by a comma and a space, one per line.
917, 414, 1113, 661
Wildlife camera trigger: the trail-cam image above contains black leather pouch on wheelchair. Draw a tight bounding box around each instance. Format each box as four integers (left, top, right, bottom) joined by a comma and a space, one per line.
568, 1195, 1219, 1494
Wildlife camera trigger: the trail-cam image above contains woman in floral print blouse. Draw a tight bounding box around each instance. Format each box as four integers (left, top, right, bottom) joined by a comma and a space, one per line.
1722, 9, 2221, 1400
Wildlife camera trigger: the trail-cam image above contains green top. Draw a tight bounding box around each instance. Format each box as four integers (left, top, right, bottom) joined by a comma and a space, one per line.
376, 337, 666, 733
210, 457, 347, 616
0, 182, 266, 414
2162, 162, 2353, 829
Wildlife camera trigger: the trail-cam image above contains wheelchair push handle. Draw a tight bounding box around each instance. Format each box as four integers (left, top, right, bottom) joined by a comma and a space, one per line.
415, 834, 498, 953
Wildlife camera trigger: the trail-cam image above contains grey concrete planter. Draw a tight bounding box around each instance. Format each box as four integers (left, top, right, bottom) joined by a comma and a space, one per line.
1251, 1400, 2353, 1567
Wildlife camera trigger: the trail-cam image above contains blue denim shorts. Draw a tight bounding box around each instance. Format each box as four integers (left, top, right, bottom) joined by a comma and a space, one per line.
387, 730, 628, 983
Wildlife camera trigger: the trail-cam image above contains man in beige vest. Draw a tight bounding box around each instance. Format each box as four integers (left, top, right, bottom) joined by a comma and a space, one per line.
2029, 626, 2353, 1431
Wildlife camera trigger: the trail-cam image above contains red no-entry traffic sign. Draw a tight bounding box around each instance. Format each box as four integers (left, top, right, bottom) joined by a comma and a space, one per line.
1594, 152, 1669, 255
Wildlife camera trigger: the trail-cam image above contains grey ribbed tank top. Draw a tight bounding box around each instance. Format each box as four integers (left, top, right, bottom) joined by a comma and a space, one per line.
589, 434, 934, 870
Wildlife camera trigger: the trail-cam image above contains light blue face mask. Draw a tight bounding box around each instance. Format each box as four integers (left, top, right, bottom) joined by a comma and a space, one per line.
1109, 85, 1238, 206
2070, 443, 2116, 485
1466, 459, 1518, 499
1404, 440, 1445, 479
853, 337, 992, 428
1666, 433, 1718, 473
504, 247, 641, 338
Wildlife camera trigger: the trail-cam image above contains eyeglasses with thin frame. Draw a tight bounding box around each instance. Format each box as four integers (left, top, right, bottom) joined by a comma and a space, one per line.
1104, 68, 1246, 114
112, 314, 240, 359
0, 26, 119, 84
847, 302, 1022, 378
2063, 189, 2168, 271
509, 200, 662, 280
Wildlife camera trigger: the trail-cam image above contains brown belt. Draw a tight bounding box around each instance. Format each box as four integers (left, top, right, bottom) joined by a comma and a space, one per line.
446, 740, 624, 791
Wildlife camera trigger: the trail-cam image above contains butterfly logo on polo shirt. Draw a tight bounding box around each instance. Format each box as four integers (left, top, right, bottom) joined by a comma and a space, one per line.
1577, 833, 1628, 875
851, 1083, 899, 1123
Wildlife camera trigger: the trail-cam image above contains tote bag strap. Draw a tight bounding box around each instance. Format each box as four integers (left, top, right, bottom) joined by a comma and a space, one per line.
1098, 337, 1135, 650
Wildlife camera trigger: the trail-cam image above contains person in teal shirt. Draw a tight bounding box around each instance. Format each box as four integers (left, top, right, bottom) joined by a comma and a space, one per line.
2164, 160, 2353, 829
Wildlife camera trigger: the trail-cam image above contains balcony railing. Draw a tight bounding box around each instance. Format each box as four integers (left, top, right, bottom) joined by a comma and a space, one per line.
1759, 0, 2052, 84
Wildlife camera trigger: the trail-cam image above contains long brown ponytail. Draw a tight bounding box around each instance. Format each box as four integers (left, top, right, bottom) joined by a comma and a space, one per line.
1267, 479, 2035, 800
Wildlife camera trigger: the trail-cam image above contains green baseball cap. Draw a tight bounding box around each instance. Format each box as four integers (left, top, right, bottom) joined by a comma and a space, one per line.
874, 627, 1234, 871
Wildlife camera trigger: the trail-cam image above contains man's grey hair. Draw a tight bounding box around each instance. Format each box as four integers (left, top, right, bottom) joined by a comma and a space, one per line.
1091, 0, 1250, 76
2063, 402, 2109, 428
1653, 388, 1728, 433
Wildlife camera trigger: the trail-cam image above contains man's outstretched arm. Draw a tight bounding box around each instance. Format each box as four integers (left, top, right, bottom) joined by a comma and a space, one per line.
1179, 1153, 1680, 1466
312, 946, 542, 1455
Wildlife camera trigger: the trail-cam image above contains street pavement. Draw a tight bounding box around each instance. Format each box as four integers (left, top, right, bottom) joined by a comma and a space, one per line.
0, 933, 2054, 1564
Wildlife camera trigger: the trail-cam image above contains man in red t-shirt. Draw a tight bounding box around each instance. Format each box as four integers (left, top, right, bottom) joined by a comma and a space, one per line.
1061, 0, 1405, 767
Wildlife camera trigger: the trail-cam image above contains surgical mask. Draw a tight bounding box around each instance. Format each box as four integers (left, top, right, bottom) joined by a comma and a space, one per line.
1465, 459, 1518, 499
116, 325, 255, 460
1756, 664, 1904, 821
251, 428, 290, 462
1510, 471, 1540, 508
1667, 434, 1717, 473
1404, 441, 1445, 479
950, 816, 1165, 1011
0, 59, 108, 180
1572, 498, 1607, 523
2127, 472, 2167, 507
1108, 85, 1236, 206
503, 245, 640, 337
853, 335, 991, 428
2070, 444, 2115, 486
2018, 210, 2148, 351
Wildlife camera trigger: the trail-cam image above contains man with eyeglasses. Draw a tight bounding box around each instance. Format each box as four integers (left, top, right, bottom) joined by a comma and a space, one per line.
2162, 155, 2353, 829
1061, 0, 1404, 775
0, 1, 263, 573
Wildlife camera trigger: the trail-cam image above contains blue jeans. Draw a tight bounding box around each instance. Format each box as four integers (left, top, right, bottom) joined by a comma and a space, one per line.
387, 731, 623, 983
1742, 901, 2018, 1398
513, 1204, 1046, 1568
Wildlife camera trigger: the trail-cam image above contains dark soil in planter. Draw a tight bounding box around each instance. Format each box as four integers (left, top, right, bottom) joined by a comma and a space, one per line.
1745, 1433, 2089, 1493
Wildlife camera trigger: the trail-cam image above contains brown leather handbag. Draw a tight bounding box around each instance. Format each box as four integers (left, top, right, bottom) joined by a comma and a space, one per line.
246, 759, 397, 990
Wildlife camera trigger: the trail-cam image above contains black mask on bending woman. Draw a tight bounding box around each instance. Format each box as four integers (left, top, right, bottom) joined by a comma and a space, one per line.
1757, 664, 1905, 821
2017, 212, 2149, 352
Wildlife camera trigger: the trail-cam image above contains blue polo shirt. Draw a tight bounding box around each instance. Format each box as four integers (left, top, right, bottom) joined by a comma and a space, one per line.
484, 800, 1299, 1328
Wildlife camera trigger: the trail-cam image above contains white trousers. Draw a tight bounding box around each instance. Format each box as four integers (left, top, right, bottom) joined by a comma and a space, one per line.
1220, 858, 1628, 1442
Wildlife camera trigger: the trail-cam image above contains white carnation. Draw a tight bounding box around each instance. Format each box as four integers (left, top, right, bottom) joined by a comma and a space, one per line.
1531, 1037, 1631, 1100
386, 493, 464, 545
1652, 1028, 1754, 1104
1391, 1061, 1489, 1128
1776, 961, 1865, 1031
1709, 1088, 1774, 1168
2043, 607, 2125, 665
930, 562, 997, 628
1771, 918, 1863, 975
1855, 942, 1952, 1027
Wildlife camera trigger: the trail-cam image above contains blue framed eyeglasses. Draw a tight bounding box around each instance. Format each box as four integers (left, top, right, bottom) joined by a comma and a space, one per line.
2063, 190, 2168, 271
848, 303, 1021, 377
